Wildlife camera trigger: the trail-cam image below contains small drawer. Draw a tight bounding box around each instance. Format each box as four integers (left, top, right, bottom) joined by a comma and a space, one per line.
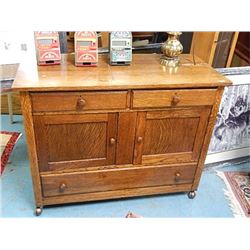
31, 91, 128, 112
132, 89, 217, 109
41, 164, 196, 197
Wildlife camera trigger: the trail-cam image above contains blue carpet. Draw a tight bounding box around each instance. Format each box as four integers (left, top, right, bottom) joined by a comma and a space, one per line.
1, 114, 249, 218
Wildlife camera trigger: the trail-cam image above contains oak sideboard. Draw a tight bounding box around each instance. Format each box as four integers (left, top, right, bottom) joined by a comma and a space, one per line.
12, 54, 231, 215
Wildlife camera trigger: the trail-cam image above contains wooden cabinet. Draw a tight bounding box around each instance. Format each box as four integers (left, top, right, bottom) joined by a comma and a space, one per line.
13, 54, 231, 215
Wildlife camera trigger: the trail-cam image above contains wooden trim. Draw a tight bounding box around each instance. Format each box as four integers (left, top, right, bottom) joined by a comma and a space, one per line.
42, 162, 196, 176
107, 113, 118, 165
191, 107, 211, 160
19, 92, 43, 208
43, 113, 108, 124
48, 158, 107, 171
133, 112, 146, 164
226, 32, 239, 67
208, 32, 220, 65
33, 115, 49, 172
33, 109, 132, 116
116, 112, 137, 164
126, 90, 132, 109
192, 87, 224, 190
142, 153, 196, 165
40, 164, 134, 175
146, 107, 205, 119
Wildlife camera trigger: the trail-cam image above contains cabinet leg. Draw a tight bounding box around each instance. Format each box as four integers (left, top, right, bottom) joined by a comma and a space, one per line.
188, 191, 196, 199
35, 207, 43, 216
7, 93, 14, 124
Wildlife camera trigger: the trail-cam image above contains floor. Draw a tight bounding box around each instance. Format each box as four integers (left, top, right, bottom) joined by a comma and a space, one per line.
1, 114, 249, 218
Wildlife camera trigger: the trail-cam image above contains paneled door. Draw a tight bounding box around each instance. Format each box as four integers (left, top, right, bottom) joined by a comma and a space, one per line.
33, 113, 117, 172
133, 107, 211, 165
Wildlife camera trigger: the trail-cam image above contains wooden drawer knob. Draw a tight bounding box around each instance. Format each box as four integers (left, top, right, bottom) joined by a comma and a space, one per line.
77, 97, 86, 109
110, 137, 116, 145
172, 94, 180, 105
137, 137, 143, 143
59, 183, 67, 192
175, 172, 181, 181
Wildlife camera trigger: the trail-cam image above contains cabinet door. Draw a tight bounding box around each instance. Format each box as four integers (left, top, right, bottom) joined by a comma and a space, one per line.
134, 107, 211, 165
33, 113, 117, 172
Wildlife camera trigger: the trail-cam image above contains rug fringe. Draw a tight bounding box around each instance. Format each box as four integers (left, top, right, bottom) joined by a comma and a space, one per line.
216, 171, 246, 218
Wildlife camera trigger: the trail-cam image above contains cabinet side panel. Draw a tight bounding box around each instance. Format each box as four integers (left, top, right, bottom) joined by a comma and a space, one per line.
19, 92, 43, 207
192, 87, 224, 190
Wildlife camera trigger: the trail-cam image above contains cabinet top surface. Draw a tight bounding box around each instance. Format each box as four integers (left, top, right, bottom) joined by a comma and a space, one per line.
12, 54, 231, 91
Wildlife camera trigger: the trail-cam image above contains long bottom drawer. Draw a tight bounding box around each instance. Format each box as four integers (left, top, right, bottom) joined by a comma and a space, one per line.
41, 163, 197, 197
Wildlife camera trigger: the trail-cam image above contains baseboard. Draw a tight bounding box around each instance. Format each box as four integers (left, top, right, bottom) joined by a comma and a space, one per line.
205, 147, 250, 164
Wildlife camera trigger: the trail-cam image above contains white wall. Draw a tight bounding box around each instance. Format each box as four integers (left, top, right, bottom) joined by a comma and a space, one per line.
0, 31, 36, 65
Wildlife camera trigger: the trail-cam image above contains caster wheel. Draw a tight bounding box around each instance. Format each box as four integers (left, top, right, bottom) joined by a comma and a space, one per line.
188, 191, 196, 199
35, 207, 43, 216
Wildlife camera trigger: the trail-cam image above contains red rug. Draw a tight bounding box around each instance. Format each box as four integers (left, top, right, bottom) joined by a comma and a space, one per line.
217, 171, 250, 217
0, 131, 22, 175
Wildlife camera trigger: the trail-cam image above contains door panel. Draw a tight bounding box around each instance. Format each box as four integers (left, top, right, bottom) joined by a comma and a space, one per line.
134, 107, 211, 165
47, 122, 107, 162
143, 117, 199, 154
33, 113, 117, 172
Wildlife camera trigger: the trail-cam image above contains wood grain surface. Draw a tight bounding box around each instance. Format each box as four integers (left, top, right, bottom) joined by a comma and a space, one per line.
16, 53, 231, 210
12, 54, 231, 92
43, 183, 193, 205
191, 87, 225, 191
31, 91, 128, 112
132, 89, 217, 108
116, 112, 137, 165
19, 92, 43, 207
41, 163, 197, 197
33, 113, 117, 172
133, 107, 211, 166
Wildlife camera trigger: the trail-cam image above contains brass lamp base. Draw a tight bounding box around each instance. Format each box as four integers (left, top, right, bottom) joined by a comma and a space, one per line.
160, 55, 180, 67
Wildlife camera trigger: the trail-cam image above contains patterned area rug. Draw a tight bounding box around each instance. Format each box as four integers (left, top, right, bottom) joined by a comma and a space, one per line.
217, 171, 250, 217
0, 131, 22, 175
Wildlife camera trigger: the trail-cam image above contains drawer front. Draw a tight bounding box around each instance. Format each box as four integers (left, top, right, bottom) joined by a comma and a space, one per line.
132, 89, 217, 108
31, 91, 128, 112
41, 163, 196, 197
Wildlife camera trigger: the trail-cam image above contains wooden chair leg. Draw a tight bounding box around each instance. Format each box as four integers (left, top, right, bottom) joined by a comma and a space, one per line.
7, 92, 14, 124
